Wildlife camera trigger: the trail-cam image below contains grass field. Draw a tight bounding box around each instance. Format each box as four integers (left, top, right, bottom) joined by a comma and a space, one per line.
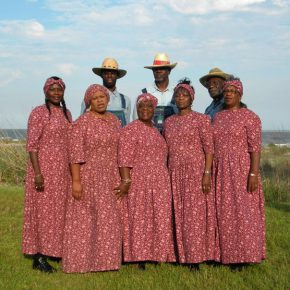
0, 185, 289, 290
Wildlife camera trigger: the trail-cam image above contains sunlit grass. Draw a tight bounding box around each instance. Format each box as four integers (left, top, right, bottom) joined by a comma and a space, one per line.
0, 185, 289, 290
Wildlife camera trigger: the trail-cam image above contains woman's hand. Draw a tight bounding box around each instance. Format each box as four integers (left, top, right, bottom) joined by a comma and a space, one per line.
247, 174, 258, 192
202, 173, 211, 194
34, 174, 44, 192
72, 180, 82, 200
114, 181, 131, 199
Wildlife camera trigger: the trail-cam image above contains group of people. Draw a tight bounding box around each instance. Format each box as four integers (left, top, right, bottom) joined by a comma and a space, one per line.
22, 53, 266, 274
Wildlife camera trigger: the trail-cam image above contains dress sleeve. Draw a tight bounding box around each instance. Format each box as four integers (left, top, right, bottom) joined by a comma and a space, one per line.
26, 107, 48, 152
199, 115, 214, 154
118, 126, 137, 168
69, 117, 87, 164
246, 112, 262, 153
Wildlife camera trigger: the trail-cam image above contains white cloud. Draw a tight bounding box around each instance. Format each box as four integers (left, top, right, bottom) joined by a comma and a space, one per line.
167, 0, 268, 14
0, 69, 22, 87
133, 6, 154, 25
273, 0, 288, 7
56, 63, 78, 76
0, 20, 45, 39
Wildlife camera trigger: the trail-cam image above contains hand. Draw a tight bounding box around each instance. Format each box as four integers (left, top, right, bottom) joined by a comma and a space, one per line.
114, 181, 131, 200
72, 180, 82, 200
34, 174, 44, 192
202, 174, 211, 194
247, 175, 258, 192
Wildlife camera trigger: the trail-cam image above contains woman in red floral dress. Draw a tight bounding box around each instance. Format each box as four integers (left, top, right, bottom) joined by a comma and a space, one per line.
62, 84, 122, 273
163, 78, 218, 271
212, 78, 266, 270
22, 76, 72, 273
115, 93, 175, 269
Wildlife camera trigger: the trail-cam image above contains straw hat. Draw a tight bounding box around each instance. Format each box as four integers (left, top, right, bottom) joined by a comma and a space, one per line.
92, 58, 127, 78
199, 68, 231, 87
144, 53, 177, 69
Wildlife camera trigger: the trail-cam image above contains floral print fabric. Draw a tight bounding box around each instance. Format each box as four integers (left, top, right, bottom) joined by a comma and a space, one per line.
62, 112, 122, 273
213, 108, 266, 263
118, 120, 176, 262
164, 111, 219, 263
22, 105, 72, 257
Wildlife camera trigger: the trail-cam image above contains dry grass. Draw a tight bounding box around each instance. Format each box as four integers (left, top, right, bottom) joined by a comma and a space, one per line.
0, 129, 27, 184
0, 132, 289, 203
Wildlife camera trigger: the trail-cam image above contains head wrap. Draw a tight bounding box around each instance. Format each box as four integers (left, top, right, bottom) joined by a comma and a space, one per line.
136, 93, 158, 109
84, 84, 110, 109
223, 79, 243, 97
174, 83, 195, 101
43, 77, 65, 95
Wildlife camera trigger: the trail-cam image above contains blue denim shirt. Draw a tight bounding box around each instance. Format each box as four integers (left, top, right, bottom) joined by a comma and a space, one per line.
204, 98, 224, 120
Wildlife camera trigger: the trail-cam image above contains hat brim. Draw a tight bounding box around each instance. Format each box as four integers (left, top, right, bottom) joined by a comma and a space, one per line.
92, 67, 127, 79
144, 63, 177, 70
199, 72, 231, 87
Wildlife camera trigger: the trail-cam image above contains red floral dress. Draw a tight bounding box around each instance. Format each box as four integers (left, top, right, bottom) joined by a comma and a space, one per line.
62, 112, 122, 273
22, 105, 72, 257
164, 111, 219, 263
118, 120, 176, 263
213, 108, 266, 264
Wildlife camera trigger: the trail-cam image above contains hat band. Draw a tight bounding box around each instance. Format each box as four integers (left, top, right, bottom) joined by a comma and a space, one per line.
153, 60, 170, 65
103, 66, 118, 69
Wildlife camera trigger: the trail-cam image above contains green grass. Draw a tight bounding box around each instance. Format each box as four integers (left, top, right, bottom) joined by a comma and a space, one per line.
0, 185, 289, 290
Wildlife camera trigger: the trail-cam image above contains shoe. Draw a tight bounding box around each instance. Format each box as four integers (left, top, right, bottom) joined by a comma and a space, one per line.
230, 263, 249, 272
137, 262, 146, 270
189, 263, 200, 271
33, 254, 56, 273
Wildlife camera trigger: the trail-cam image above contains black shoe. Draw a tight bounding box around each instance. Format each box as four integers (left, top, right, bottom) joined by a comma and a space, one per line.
137, 262, 146, 270
189, 263, 200, 271
230, 263, 249, 272
33, 254, 56, 273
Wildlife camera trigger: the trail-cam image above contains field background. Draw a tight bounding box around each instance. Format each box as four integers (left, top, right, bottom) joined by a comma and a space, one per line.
0, 142, 289, 290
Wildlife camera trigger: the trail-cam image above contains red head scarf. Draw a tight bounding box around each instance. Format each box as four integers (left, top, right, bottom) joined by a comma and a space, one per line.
136, 93, 158, 109
223, 79, 243, 97
174, 83, 195, 101
43, 77, 65, 95
84, 84, 110, 108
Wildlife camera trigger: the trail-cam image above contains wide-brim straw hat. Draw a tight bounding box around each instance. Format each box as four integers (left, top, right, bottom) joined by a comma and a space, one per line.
144, 53, 177, 69
92, 58, 127, 79
199, 68, 231, 87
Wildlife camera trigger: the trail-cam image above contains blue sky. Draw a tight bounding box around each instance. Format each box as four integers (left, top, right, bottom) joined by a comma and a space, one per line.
0, 0, 289, 129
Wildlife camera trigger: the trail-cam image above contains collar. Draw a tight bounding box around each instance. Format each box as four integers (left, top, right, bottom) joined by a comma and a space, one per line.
153, 82, 170, 93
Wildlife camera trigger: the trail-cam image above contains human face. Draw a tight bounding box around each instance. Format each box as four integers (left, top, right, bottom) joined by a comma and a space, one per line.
174, 87, 192, 111
90, 91, 109, 114
206, 77, 224, 99
223, 85, 241, 109
45, 84, 64, 106
137, 100, 154, 123
101, 69, 118, 89
152, 67, 170, 84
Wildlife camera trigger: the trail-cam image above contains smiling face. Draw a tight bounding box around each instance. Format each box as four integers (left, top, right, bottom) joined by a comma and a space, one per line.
45, 84, 64, 106
223, 85, 242, 109
137, 100, 154, 123
101, 69, 118, 90
174, 87, 192, 111
206, 77, 224, 99
89, 91, 109, 114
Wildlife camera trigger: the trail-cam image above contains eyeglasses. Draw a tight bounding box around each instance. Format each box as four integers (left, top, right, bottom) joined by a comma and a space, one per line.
223, 89, 239, 95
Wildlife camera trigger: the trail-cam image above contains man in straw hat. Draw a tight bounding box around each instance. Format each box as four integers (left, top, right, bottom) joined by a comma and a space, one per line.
199, 68, 232, 119
133, 53, 177, 132
81, 57, 131, 126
